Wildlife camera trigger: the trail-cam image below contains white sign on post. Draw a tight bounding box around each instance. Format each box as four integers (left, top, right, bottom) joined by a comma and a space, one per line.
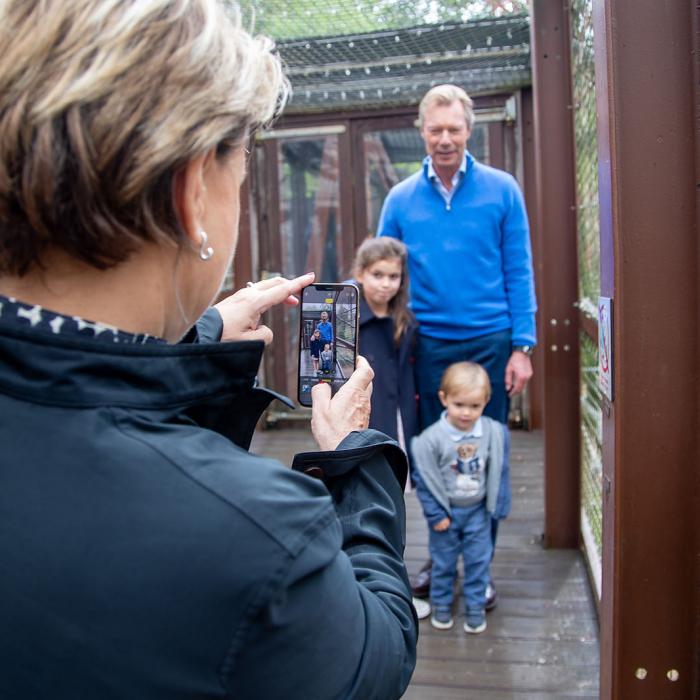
598, 297, 613, 401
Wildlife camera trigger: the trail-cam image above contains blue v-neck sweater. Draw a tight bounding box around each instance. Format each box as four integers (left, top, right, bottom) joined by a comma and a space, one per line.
378, 154, 537, 345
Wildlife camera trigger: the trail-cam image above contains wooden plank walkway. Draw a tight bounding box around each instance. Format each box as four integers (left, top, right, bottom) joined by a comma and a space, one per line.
250, 427, 600, 699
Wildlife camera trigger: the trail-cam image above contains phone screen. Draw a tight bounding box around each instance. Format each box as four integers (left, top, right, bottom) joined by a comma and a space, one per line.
297, 283, 359, 407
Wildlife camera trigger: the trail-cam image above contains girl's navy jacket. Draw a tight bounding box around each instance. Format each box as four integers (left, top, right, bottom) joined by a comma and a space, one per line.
358, 295, 419, 446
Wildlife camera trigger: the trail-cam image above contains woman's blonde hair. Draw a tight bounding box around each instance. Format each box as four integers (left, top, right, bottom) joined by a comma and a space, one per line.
352, 236, 413, 345
0, 0, 288, 275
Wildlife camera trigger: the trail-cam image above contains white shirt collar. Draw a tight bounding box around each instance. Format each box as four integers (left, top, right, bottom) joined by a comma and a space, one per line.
426, 152, 468, 187
439, 412, 483, 441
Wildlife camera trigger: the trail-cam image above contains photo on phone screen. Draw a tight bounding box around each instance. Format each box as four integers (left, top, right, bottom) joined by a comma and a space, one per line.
297, 283, 359, 407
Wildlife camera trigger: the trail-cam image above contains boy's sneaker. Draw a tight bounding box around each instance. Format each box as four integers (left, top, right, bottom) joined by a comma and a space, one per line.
430, 606, 454, 630
464, 610, 487, 634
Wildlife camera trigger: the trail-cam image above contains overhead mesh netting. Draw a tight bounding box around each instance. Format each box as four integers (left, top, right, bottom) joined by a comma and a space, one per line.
234, 1, 531, 113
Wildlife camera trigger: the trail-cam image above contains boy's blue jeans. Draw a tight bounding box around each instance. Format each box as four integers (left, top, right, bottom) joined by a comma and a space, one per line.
429, 501, 492, 613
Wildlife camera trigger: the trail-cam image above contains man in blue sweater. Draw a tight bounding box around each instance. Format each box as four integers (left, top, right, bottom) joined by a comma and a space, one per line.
378, 84, 537, 608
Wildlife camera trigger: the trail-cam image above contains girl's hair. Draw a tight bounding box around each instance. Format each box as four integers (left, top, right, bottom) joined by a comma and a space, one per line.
353, 237, 412, 345
439, 362, 492, 401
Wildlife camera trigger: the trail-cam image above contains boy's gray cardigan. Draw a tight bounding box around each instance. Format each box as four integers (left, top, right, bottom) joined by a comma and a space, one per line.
410, 416, 510, 526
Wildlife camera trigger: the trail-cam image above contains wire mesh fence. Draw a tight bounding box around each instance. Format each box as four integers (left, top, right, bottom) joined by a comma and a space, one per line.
234, 1, 530, 112
580, 332, 602, 594
570, 0, 602, 589
237, 0, 528, 41
571, 0, 600, 305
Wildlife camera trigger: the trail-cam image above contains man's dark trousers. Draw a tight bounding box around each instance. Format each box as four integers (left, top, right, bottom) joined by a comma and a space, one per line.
415, 329, 512, 429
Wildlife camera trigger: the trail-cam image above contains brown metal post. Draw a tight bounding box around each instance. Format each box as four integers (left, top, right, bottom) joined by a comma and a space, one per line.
520, 87, 543, 431
593, 0, 700, 696
530, 1, 581, 548
694, 7, 700, 698
259, 139, 287, 394
232, 175, 253, 292
337, 122, 356, 277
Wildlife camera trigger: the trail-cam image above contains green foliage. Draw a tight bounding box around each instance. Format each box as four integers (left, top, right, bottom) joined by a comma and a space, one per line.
570, 0, 600, 305
233, 0, 528, 40
580, 332, 602, 555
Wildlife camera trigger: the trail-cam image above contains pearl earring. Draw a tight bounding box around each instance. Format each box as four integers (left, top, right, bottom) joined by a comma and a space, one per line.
198, 230, 214, 261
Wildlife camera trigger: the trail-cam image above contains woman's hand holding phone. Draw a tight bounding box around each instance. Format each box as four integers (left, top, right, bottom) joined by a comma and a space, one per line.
310, 356, 373, 452
214, 272, 315, 344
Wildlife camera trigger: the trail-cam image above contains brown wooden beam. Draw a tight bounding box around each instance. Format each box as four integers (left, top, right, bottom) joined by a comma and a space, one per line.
276, 93, 515, 129
593, 0, 700, 696
232, 175, 253, 292
694, 6, 700, 698
520, 87, 544, 431
530, 1, 581, 548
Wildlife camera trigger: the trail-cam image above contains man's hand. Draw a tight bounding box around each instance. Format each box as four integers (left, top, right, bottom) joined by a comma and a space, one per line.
504, 350, 533, 397
310, 356, 374, 452
214, 272, 315, 344
433, 518, 451, 532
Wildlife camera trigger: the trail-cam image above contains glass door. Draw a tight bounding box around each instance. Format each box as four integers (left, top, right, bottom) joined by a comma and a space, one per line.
254, 126, 353, 414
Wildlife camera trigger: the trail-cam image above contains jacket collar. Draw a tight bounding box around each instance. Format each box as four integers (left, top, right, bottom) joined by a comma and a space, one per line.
359, 294, 384, 326
440, 412, 484, 441
358, 290, 418, 369
0, 320, 266, 410
422, 151, 474, 184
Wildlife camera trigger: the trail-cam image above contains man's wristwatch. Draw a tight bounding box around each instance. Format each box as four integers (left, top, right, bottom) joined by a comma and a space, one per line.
512, 345, 534, 357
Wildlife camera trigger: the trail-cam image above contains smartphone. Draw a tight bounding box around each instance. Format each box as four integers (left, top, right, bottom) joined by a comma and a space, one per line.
297, 283, 360, 407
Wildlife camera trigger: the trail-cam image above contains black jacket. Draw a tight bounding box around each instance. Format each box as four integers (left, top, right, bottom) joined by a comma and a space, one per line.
358, 295, 419, 446
0, 312, 417, 699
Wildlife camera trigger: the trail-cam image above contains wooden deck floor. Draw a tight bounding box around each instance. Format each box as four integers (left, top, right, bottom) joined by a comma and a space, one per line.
250, 427, 600, 699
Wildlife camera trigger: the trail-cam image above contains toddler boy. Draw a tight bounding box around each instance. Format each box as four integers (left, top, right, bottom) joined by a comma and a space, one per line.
411, 361, 510, 634
320, 343, 333, 374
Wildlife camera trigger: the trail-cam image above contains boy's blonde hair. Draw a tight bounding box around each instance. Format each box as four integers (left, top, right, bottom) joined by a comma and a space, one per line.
439, 362, 491, 401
